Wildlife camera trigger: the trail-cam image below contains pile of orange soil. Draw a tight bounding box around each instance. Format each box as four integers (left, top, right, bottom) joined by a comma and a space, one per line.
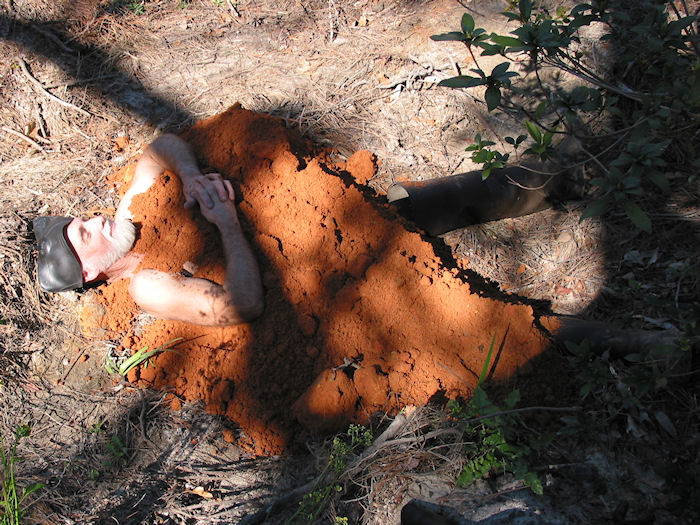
94, 104, 553, 455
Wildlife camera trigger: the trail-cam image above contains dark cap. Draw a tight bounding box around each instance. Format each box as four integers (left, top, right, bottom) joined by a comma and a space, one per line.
33, 216, 83, 292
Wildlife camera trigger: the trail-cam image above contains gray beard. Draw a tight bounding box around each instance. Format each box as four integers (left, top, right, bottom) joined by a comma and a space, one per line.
94, 219, 136, 272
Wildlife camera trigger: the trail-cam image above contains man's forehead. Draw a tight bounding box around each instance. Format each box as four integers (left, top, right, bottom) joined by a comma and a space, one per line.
64, 217, 85, 248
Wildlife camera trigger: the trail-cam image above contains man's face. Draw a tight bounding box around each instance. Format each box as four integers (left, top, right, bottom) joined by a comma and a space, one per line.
66, 215, 136, 282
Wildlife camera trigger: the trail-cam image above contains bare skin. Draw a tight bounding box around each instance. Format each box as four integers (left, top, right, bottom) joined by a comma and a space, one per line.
67, 134, 264, 325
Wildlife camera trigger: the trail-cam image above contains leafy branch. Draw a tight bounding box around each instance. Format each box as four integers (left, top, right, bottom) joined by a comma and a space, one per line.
431, 0, 699, 231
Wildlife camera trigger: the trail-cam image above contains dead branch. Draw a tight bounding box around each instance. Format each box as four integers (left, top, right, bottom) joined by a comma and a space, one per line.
19, 58, 92, 118
1, 126, 46, 152
30, 24, 74, 53
225, 0, 240, 17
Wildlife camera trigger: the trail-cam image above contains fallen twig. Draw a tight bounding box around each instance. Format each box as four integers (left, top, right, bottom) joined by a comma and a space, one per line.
225, 0, 240, 17
30, 24, 74, 53
19, 58, 92, 118
505, 173, 556, 191
58, 344, 89, 384
1, 126, 46, 152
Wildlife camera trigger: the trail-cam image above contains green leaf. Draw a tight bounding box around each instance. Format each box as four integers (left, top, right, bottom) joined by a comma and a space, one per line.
470, 67, 487, 79
485, 85, 501, 111
504, 389, 520, 408
21, 482, 44, 500
623, 201, 651, 232
502, 11, 521, 21
438, 75, 486, 88
654, 411, 677, 437
16, 424, 31, 438
580, 198, 610, 220
491, 35, 523, 47
461, 13, 475, 33
477, 42, 505, 55
534, 101, 546, 118
478, 334, 497, 387
491, 61, 511, 78
457, 468, 476, 486
667, 16, 697, 36
579, 382, 592, 397
648, 171, 669, 192
105, 353, 117, 374
430, 31, 466, 42
525, 120, 541, 143
523, 472, 543, 495
519, 0, 532, 20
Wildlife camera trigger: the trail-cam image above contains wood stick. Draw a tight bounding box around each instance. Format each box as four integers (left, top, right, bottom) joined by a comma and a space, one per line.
19, 58, 92, 117
1, 126, 46, 152
30, 24, 74, 53
225, 0, 240, 17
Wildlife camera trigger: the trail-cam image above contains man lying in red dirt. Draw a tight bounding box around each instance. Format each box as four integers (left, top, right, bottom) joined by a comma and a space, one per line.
33, 134, 264, 326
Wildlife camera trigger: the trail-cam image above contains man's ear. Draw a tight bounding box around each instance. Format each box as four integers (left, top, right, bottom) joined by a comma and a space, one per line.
83, 266, 100, 283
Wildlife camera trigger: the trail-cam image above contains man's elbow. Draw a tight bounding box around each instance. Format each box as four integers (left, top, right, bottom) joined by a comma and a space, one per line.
216, 296, 263, 325
237, 297, 264, 322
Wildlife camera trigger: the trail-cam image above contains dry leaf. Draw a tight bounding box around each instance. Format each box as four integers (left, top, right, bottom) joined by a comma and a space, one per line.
188, 486, 214, 499
112, 135, 130, 151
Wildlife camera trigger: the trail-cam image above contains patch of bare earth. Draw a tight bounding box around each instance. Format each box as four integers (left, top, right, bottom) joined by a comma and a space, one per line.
0, 0, 697, 523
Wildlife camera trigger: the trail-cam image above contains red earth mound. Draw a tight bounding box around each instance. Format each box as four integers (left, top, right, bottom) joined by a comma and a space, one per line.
93, 104, 552, 455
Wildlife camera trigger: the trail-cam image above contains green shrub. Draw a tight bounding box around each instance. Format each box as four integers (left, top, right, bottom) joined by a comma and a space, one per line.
432, 0, 699, 231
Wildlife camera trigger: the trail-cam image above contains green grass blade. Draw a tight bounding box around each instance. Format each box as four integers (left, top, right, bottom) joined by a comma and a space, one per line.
118, 337, 184, 376
477, 334, 497, 388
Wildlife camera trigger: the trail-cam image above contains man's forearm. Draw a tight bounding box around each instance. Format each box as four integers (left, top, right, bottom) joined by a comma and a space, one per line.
141, 134, 202, 184
216, 219, 264, 321
118, 134, 204, 219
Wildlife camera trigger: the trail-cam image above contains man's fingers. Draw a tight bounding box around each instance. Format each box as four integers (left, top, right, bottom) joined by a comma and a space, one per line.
224, 180, 235, 200
191, 174, 234, 208
209, 177, 229, 202
194, 179, 214, 208
204, 173, 234, 201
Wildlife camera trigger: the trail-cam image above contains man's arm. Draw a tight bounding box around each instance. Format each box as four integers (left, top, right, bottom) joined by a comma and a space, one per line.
116, 134, 227, 220
128, 174, 264, 325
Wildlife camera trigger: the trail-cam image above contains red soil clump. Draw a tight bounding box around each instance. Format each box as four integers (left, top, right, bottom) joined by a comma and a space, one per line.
94, 104, 551, 455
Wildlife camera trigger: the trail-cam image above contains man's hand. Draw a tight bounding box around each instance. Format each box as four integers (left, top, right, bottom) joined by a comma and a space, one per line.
189, 173, 238, 227
183, 173, 229, 210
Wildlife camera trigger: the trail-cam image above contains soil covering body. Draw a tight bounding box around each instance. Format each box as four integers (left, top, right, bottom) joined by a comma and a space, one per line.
96, 105, 549, 455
